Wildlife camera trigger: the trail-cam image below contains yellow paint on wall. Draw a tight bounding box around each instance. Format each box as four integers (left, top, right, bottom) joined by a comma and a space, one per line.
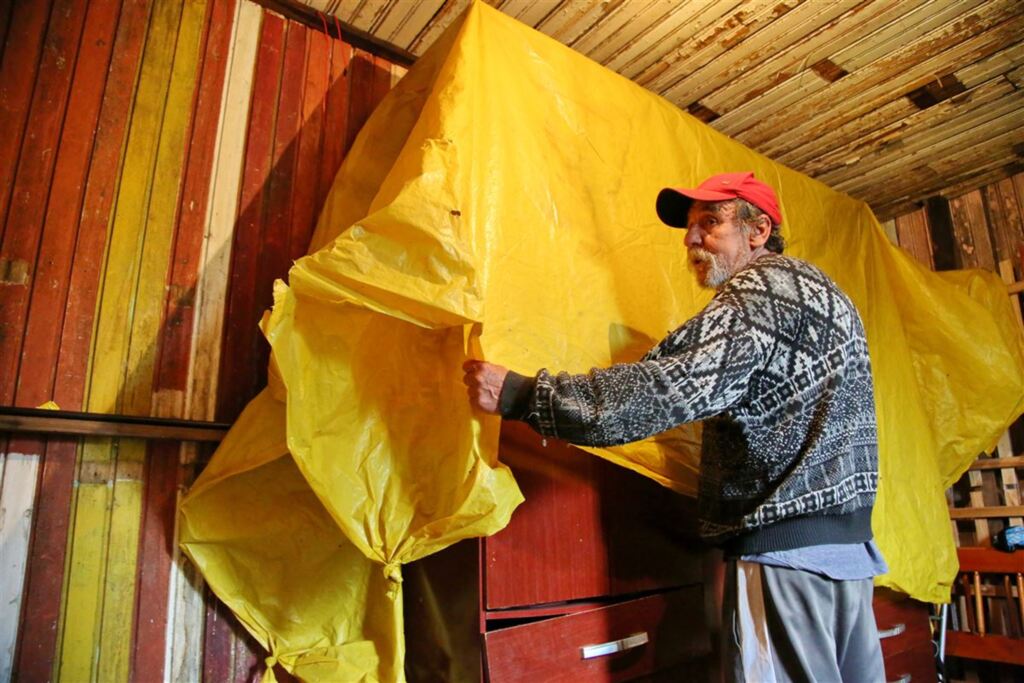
125, 0, 210, 416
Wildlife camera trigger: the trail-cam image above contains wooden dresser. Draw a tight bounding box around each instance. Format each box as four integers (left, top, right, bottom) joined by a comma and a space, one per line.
873, 587, 938, 683
405, 422, 716, 682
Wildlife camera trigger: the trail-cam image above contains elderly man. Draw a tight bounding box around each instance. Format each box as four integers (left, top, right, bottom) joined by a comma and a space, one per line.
463, 172, 887, 682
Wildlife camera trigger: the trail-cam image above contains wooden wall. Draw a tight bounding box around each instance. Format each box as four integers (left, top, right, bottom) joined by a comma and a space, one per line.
884, 173, 1024, 550
0, 0, 402, 680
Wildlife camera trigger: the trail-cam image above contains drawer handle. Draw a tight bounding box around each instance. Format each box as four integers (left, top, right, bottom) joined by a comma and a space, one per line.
878, 623, 905, 639
888, 675, 911, 683
580, 632, 649, 659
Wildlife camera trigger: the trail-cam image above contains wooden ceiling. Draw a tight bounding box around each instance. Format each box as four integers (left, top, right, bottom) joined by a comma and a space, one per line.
295, 0, 1024, 220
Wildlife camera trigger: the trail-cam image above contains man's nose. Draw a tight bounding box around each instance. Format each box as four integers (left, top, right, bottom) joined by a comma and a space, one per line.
684, 228, 701, 248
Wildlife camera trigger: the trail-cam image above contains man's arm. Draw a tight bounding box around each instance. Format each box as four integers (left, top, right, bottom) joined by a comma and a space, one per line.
463, 297, 770, 447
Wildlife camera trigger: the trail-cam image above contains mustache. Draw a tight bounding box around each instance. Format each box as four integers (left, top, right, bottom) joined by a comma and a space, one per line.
689, 248, 715, 264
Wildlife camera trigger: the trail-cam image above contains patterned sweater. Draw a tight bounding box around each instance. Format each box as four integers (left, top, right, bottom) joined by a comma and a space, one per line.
500, 254, 879, 553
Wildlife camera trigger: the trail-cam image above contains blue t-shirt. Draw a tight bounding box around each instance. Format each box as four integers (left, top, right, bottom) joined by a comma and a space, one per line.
742, 540, 888, 580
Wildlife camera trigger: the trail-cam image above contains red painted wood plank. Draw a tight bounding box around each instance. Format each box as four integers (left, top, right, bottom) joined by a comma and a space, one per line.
288, 24, 328, 260
53, 0, 152, 412
13, 437, 78, 681
214, 13, 284, 422
0, 3, 15, 62
344, 48, 377, 155
203, 597, 236, 683
371, 54, 391, 108
0, 0, 53, 247
129, 441, 180, 682
15, 0, 122, 409
236, 19, 306, 413
151, 0, 237, 412
316, 38, 350, 215
0, 0, 89, 404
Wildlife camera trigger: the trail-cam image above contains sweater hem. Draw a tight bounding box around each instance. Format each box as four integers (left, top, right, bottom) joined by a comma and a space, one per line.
720, 508, 873, 557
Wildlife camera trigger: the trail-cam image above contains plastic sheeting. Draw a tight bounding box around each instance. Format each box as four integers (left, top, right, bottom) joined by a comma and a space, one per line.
180, 2, 1024, 680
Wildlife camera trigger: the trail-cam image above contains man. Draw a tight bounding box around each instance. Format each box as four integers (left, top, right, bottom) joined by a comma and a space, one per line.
463, 172, 887, 682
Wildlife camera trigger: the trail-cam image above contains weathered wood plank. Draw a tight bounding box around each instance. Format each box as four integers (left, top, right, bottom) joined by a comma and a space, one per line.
949, 505, 1024, 520
949, 190, 995, 271
970, 455, 1024, 470
290, 22, 329, 260
166, 445, 205, 683
727, 2, 1022, 153
0, 0, 89, 404
611, 0, 741, 80
0, 0, 53, 246
153, 0, 238, 419
994, 414, 1022, 527
894, 208, 934, 269
54, 0, 153, 414
56, 439, 114, 680
856, 126, 1024, 208
407, 0, 472, 54
986, 180, 1024, 280
0, 449, 41, 682
86, 0, 185, 415
794, 77, 1015, 179
640, 0, 802, 92
12, 437, 78, 680
536, 0, 613, 45
185, 0, 261, 423
316, 37, 350, 213
699, 0, 932, 115
215, 12, 285, 423
14, 0, 123, 409
378, 0, 443, 47
96, 439, 145, 682
822, 89, 1024, 190
123, 0, 209, 417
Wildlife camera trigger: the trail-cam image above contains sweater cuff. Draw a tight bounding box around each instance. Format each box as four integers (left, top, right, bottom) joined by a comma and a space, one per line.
499, 371, 535, 420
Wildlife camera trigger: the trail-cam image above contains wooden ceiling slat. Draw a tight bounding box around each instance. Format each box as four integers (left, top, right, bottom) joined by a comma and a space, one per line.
604, 0, 741, 77
536, 0, 614, 44
345, 0, 391, 32
657, 0, 862, 107
798, 78, 1016, 178
378, 0, 445, 47
407, 0, 473, 54
776, 98, 916, 171
504, 0, 562, 28
831, 0, 987, 73
579, 0, 678, 64
955, 40, 1024, 88
852, 129, 1024, 209
637, 0, 801, 92
736, 5, 1023, 158
823, 90, 1024, 189
569, 0, 659, 52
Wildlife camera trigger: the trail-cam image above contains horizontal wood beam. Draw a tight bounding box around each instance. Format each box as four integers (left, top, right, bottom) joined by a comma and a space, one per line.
946, 632, 1024, 665
957, 546, 1024, 574
970, 455, 1024, 470
0, 406, 230, 442
251, 0, 417, 67
949, 505, 1024, 520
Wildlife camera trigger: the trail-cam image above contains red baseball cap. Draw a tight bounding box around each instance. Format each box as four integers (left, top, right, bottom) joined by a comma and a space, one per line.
656, 171, 783, 227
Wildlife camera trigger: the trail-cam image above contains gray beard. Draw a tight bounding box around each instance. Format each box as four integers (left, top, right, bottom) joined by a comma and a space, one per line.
691, 248, 734, 289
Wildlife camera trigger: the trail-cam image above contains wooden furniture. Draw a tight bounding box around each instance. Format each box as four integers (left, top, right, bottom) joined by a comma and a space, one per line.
405, 421, 716, 682
873, 588, 938, 683
946, 546, 1024, 666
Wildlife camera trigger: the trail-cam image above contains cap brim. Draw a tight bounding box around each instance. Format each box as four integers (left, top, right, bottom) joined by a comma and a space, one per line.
656, 187, 737, 228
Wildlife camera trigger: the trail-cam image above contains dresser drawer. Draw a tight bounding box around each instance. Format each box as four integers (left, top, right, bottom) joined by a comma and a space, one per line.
874, 590, 932, 658
484, 587, 709, 682
881, 640, 936, 683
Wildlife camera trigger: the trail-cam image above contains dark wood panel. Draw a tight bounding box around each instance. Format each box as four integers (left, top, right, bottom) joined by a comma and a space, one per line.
882, 639, 937, 683
873, 589, 933, 659
484, 587, 709, 683
946, 631, 1024, 666
485, 422, 610, 608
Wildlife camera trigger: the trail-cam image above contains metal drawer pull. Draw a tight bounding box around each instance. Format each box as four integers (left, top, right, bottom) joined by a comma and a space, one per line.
580, 632, 649, 659
887, 675, 911, 683
878, 623, 905, 639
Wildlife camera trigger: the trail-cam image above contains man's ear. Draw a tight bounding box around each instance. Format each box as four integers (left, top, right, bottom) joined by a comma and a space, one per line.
749, 214, 772, 248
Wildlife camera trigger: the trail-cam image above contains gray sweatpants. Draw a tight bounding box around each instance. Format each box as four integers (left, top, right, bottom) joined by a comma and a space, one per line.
723, 560, 886, 683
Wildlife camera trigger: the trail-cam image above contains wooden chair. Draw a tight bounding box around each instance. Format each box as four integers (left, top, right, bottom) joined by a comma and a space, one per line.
945, 547, 1024, 665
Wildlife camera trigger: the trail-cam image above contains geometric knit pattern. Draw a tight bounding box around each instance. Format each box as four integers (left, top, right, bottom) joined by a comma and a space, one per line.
526, 254, 878, 542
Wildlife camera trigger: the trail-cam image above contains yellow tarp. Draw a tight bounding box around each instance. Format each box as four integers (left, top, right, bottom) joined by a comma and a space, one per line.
180, 3, 1024, 680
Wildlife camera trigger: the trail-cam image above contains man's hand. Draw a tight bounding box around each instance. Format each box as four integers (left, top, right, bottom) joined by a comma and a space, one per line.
462, 359, 509, 415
